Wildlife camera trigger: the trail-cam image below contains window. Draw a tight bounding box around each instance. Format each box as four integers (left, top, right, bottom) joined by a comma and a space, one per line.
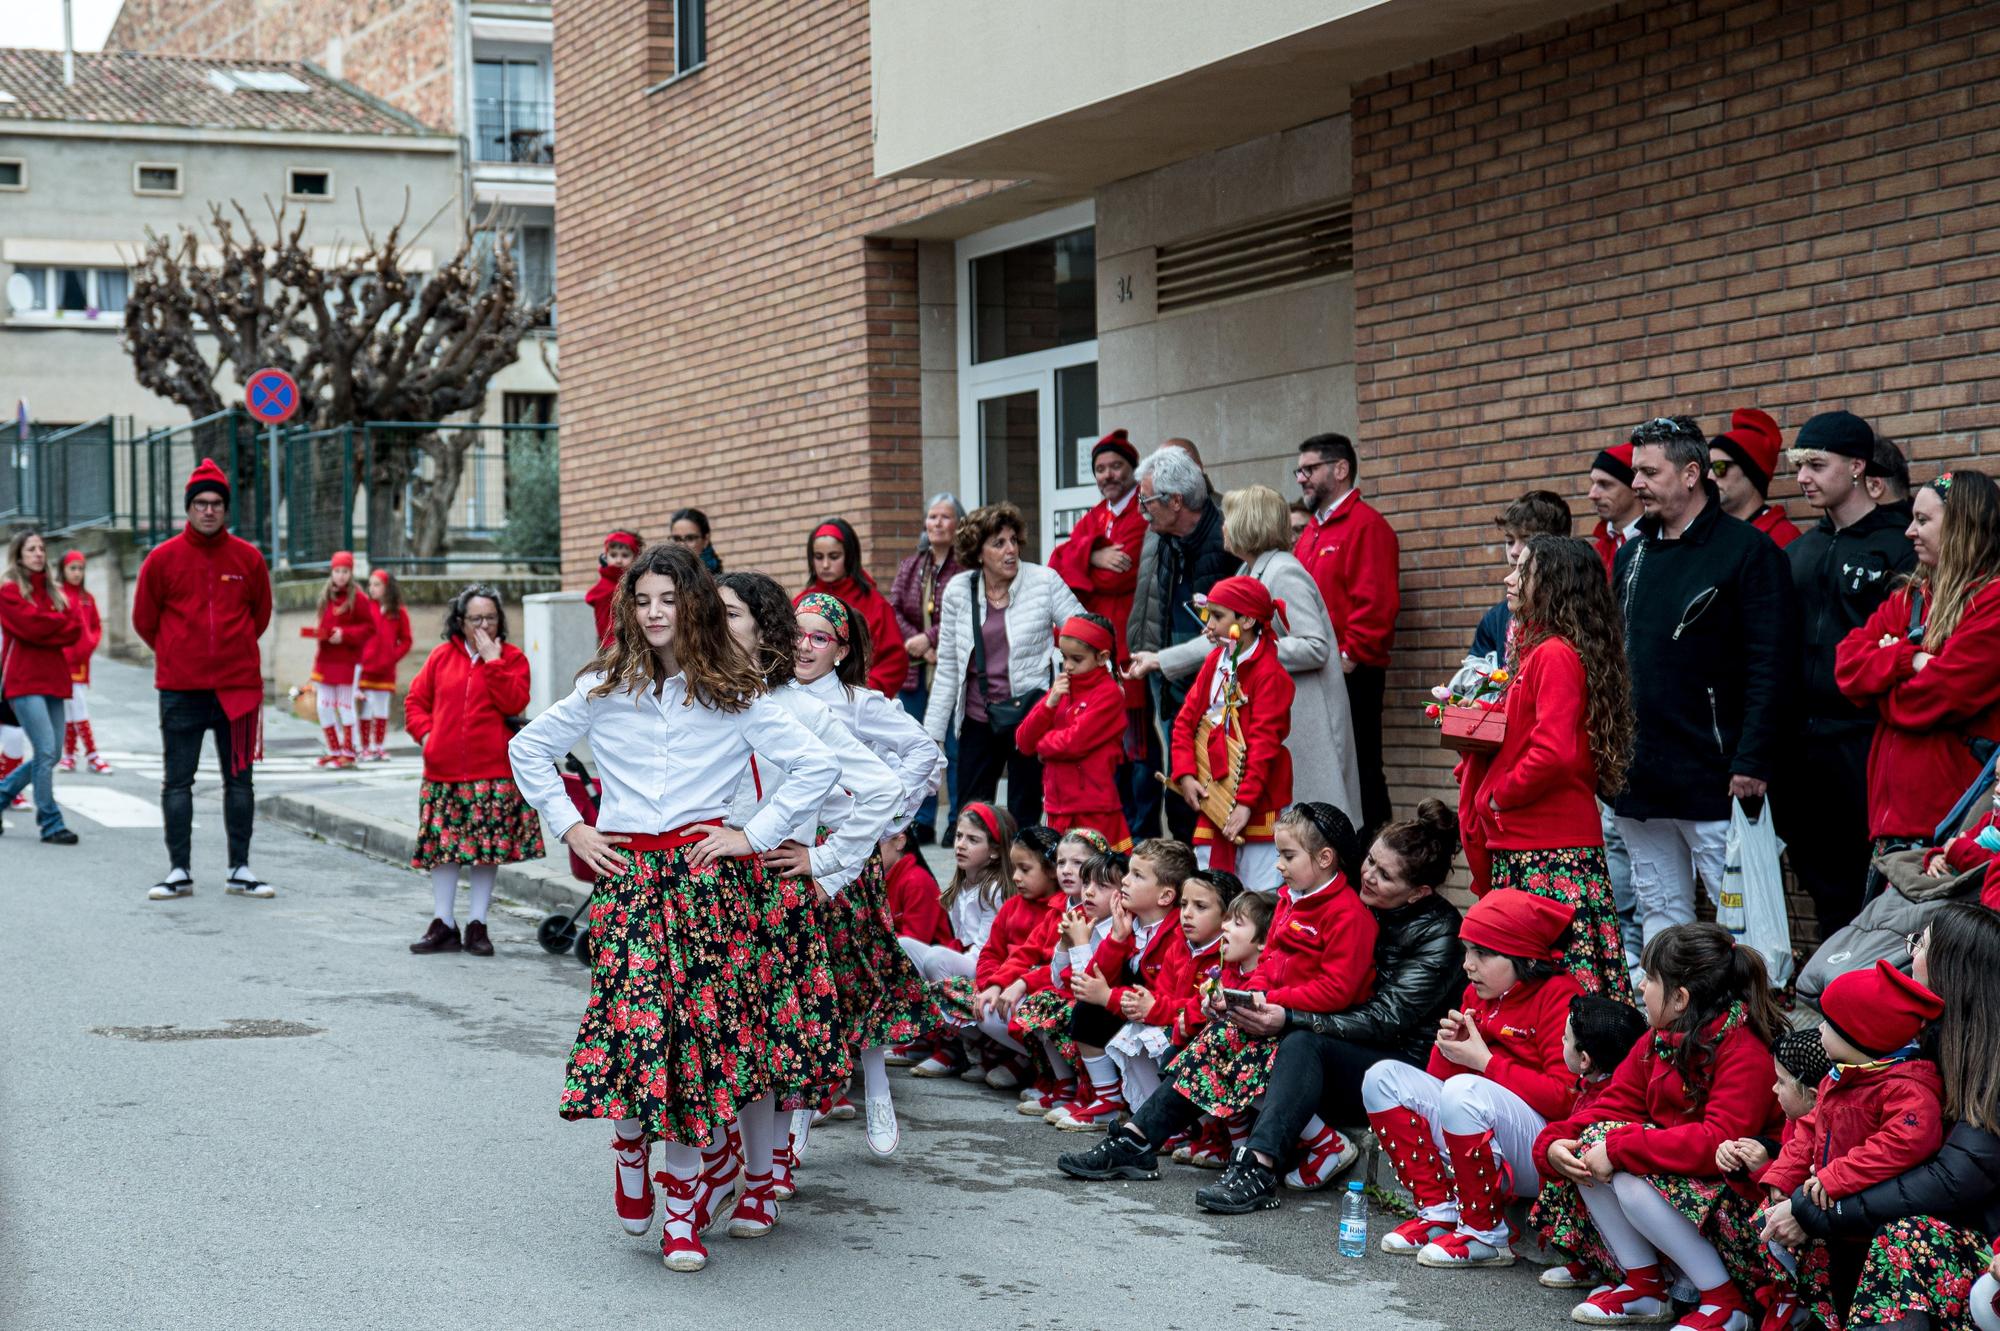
970, 227, 1096, 364
518, 224, 555, 324
134, 162, 182, 196
504, 392, 556, 425
287, 168, 332, 199
206, 69, 310, 94
7, 266, 129, 321
0, 158, 22, 191
473, 58, 554, 164
676, 0, 706, 75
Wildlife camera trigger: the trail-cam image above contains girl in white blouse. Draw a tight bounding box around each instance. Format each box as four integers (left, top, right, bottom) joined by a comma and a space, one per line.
508, 545, 839, 1275
791, 591, 953, 1158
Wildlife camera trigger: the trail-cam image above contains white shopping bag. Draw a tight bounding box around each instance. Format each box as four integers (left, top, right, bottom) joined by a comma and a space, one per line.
1718, 797, 1793, 986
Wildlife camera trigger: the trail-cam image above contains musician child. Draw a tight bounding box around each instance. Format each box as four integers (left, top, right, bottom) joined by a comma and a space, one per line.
1170, 576, 1296, 890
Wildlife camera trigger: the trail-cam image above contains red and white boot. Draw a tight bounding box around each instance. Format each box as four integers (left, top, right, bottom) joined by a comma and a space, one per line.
771, 1140, 798, 1202
336, 723, 359, 767
1366, 1105, 1457, 1253
1418, 1130, 1518, 1267
1055, 1084, 1127, 1132
1019, 1075, 1077, 1118
725, 1171, 779, 1238
1573, 1265, 1675, 1324
81, 722, 112, 773
657, 1173, 711, 1272
612, 1133, 655, 1236
315, 725, 346, 768
1284, 1122, 1359, 1190
57, 723, 78, 772
1674, 1284, 1754, 1331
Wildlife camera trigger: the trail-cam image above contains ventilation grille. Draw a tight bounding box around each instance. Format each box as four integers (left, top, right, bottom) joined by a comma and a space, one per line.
1155, 200, 1352, 315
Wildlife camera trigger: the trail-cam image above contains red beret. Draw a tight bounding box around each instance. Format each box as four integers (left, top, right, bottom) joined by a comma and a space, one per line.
1711, 407, 1784, 495
1821, 959, 1944, 1059
1460, 889, 1576, 961
1205, 575, 1282, 628
1091, 429, 1138, 468
330, 550, 355, 570
1590, 442, 1635, 488
184, 456, 231, 506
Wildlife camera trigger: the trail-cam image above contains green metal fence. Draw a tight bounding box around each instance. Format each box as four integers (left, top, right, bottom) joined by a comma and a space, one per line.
3, 415, 139, 534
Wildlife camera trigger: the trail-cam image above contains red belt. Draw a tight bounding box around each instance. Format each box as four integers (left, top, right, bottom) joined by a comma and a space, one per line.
605, 821, 723, 852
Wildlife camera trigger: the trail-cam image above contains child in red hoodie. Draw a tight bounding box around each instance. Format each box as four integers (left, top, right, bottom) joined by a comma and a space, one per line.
585, 530, 640, 646
305, 551, 374, 768
1364, 889, 1586, 1269
1010, 842, 1122, 1119
947, 825, 1069, 1092
1534, 923, 1784, 1331
1754, 961, 1946, 1331
56, 550, 110, 774
1533, 994, 1653, 1292
882, 825, 950, 948
1108, 866, 1241, 1123
1170, 576, 1295, 889
1016, 613, 1132, 850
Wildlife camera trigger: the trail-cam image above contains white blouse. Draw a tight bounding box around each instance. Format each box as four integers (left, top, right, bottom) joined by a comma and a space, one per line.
798, 671, 946, 824
724, 686, 900, 895
946, 881, 1003, 951
509, 670, 838, 850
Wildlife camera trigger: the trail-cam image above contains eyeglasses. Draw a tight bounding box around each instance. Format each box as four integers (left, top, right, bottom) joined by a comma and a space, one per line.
1906, 929, 1928, 956
1294, 460, 1333, 481
1710, 459, 1737, 478
188, 499, 227, 512
1136, 491, 1171, 509
796, 629, 839, 650
463, 614, 499, 626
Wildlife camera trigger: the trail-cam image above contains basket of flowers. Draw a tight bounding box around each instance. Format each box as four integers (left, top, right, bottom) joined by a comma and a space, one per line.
1424, 659, 1510, 756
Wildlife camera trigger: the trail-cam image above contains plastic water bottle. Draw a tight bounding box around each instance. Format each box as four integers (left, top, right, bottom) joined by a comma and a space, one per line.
1337, 1180, 1368, 1257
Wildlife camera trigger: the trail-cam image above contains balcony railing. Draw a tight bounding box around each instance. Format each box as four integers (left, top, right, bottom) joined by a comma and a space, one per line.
473, 98, 554, 165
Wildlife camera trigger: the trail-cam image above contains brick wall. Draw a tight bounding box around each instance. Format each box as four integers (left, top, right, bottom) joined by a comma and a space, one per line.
1351, 0, 2000, 814
552, 0, 1004, 587
107, 0, 460, 129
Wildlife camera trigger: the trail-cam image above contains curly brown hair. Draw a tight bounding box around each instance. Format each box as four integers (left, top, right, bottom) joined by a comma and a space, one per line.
584, 543, 763, 711
1512, 535, 1634, 799
953, 501, 1026, 570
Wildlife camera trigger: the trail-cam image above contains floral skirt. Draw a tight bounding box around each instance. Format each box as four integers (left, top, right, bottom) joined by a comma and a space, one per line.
558, 846, 767, 1147
1489, 845, 1634, 1003
746, 867, 850, 1110
819, 850, 956, 1051
928, 975, 978, 1031
1532, 1122, 1764, 1293
1847, 1216, 1991, 1330
411, 778, 545, 868
1754, 1215, 1858, 1331
1011, 989, 1078, 1069
1164, 1020, 1278, 1116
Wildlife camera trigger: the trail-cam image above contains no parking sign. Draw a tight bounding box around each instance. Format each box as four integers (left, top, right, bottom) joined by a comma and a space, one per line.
244, 367, 300, 425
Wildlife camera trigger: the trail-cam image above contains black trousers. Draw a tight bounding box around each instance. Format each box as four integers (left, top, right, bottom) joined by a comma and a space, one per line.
955, 715, 1044, 830
159, 689, 254, 871
1345, 663, 1392, 836
1774, 728, 1874, 942
1245, 1030, 1413, 1163
1069, 998, 1125, 1050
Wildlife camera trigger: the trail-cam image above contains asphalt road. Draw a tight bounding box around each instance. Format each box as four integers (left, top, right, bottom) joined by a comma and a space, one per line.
0, 666, 1582, 1330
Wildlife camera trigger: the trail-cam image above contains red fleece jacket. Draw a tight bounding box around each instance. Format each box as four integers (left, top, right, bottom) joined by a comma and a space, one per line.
1759, 1058, 1944, 1200
64, 585, 102, 686
1426, 975, 1583, 1123
131, 523, 272, 695
1460, 637, 1605, 853
585, 563, 620, 646
886, 853, 951, 947
309, 590, 376, 683
359, 604, 413, 691
1292, 490, 1401, 667
1016, 665, 1126, 817
1247, 876, 1378, 1015
975, 891, 1067, 991
0, 572, 81, 698
1047, 495, 1147, 705
1088, 915, 1194, 1023
403, 639, 532, 782
1170, 637, 1294, 847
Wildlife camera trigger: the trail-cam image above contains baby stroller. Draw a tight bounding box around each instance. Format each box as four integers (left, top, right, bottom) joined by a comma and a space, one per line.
536, 752, 601, 967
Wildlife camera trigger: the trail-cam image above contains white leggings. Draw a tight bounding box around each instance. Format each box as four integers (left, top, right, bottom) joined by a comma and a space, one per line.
317, 681, 357, 730
1361, 1060, 1546, 1243
976, 1009, 1027, 1055
900, 938, 978, 983
1579, 1170, 1730, 1292
430, 863, 498, 926
1971, 1272, 2000, 1331
359, 688, 393, 721
64, 682, 90, 722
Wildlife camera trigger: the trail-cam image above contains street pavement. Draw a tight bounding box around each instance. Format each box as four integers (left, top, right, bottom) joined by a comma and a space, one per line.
1, 659, 1582, 1330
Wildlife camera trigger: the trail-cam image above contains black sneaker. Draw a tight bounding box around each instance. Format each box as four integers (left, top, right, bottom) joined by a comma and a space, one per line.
41, 828, 79, 845
1057, 1130, 1158, 1181
1194, 1147, 1280, 1213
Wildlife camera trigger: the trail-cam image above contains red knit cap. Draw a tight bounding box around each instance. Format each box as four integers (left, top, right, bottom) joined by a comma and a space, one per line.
1710, 407, 1784, 495
1091, 428, 1138, 468
1821, 959, 1944, 1059
1459, 889, 1575, 961
61, 550, 86, 566
330, 550, 355, 570
1590, 442, 1635, 488
1205, 575, 1281, 628
184, 456, 231, 507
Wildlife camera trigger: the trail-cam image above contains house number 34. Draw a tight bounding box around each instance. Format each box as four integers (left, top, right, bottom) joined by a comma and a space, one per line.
1115, 275, 1133, 303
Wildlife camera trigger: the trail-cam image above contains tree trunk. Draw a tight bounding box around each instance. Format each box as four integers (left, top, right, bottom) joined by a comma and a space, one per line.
408, 429, 475, 560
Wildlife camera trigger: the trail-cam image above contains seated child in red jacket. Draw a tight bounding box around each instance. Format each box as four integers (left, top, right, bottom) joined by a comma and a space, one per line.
1922, 783, 2000, 910
1712, 1028, 1830, 1186
1533, 923, 1784, 1331
882, 826, 950, 949
1012, 842, 1122, 1117
944, 826, 1068, 1090
1532, 994, 1653, 1292
1173, 882, 1269, 1168
1364, 889, 1585, 1269
1017, 613, 1133, 851
1755, 961, 1946, 1331
1057, 838, 1195, 1131
1170, 576, 1295, 889
1108, 867, 1242, 1122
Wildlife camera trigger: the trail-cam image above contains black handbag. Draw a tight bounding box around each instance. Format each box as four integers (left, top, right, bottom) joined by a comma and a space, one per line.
967, 577, 1044, 730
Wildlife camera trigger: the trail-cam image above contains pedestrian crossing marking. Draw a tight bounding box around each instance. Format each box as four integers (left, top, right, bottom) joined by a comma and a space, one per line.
48, 786, 165, 828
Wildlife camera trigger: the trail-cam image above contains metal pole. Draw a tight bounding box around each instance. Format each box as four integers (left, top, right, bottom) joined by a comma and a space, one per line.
268, 420, 281, 569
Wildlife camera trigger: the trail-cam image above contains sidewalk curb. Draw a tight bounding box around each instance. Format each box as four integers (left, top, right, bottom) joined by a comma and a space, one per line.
258, 793, 584, 919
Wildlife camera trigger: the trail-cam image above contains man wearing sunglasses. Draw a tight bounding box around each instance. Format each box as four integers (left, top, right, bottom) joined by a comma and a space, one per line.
1709, 407, 1802, 549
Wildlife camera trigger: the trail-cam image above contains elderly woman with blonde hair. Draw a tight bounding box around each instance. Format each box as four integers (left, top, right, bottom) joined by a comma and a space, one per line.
1128, 483, 1362, 824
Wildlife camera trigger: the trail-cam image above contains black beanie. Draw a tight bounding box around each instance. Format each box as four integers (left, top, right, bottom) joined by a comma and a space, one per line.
1795, 411, 1876, 462
1773, 1027, 1831, 1088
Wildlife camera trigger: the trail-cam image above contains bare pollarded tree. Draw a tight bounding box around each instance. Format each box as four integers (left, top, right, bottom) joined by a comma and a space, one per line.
123, 198, 548, 558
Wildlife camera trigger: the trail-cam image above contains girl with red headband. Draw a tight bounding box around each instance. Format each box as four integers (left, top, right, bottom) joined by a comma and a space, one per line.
1015, 611, 1133, 850
507, 544, 841, 1274
587, 529, 642, 647
905, 800, 1017, 1078
356, 568, 412, 762
307, 551, 375, 768
1169, 575, 1296, 890
1361, 889, 1584, 1269
56, 550, 111, 774
797, 516, 909, 697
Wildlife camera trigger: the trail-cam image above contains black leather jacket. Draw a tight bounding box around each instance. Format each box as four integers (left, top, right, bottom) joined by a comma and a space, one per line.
1284, 892, 1462, 1063
1794, 1120, 2000, 1240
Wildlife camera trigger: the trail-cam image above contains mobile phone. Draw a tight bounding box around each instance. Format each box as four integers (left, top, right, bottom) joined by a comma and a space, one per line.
1221, 987, 1259, 1009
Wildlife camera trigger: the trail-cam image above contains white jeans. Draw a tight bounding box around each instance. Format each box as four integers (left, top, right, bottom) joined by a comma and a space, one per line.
65, 681, 90, 723
1196, 840, 1280, 892
1613, 815, 1727, 950
899, 938, 977, 983
359, 688, 393, 721
1360, 1061, 1545, 1244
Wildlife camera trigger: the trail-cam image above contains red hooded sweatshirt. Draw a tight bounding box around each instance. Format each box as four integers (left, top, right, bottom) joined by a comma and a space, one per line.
359, 603, 413, 692
1291, 489, 1401, 668
131, 522, 272, 698
0, 571, 81, 698
1088, 913, 1195, 1023
310, 588, 376, 684
1759, 1058, 1944, 1199
885, 851, 951, 947
585, 563, 621, 646
975, 890, 1068, 991
1046, 492, 1147, 705
1459, 636, 1605, 856
1248, 875, 1378, 1015
1015, 664, 1126, 818
64, 584, 101, 685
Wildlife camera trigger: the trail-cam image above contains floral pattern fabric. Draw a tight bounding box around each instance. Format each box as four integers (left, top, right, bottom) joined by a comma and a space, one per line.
1164, 1020, 1279, 1116
1010, 989, 1078, 1071
745, 863, 849, 1110
410, 778, 544, 868
1488, 845, 1634, 1003
1847, 1215, 1991, 1331
819, 850, 957, 1052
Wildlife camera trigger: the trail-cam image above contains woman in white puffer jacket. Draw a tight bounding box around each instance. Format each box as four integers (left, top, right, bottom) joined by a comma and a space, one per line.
924, 502, 1085, 827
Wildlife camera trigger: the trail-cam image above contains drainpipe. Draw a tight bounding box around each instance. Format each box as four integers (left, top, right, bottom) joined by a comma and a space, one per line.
63, 0, 75, 86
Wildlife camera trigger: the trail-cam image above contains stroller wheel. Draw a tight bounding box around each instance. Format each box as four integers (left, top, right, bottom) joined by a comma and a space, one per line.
537, 914, 577, 954
576, 932, 595, 967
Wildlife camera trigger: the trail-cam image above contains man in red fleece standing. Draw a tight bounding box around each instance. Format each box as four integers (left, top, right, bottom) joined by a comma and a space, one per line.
133, 458, 274, 901
1292, 432, 1400, 835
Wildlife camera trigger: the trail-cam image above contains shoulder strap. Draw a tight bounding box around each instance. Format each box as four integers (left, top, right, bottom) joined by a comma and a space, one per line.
1907, 587, 1925, 643
967, 575, 992, 701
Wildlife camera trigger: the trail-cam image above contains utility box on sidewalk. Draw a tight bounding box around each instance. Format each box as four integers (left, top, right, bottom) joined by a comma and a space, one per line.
522, 590, 594, 720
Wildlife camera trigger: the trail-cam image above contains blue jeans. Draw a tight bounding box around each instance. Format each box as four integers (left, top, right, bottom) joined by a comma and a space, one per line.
899, 684, 956, 834
0, 694, 69, 836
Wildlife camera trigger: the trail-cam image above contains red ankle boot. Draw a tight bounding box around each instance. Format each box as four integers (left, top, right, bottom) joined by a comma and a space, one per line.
1366, 1105, 1455, 1231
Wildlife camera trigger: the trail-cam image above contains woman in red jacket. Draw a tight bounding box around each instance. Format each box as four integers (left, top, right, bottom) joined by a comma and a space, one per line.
402, 585, 539, 957
1459, 536, 1635, 1001
56, 550, 111, 774
0, 531, 80, 842
356, 568, 413, 762
307, 551, 374, 768
796, 516, 909, 698
1535, 923, 1783, 1331
1836, 470, 2000, 864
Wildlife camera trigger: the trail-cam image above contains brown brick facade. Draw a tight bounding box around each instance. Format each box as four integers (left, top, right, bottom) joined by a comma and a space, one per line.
1351, 0, 2000, 809
551, 0, 1001, 586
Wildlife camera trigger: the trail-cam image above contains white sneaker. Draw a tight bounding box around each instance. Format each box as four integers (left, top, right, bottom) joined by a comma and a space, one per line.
225, 870, 274, 898
984, 1063, 1020, 1091
148, 875, 194, 901
864, 1094, 899, 1157
788, 1108, 814, 1161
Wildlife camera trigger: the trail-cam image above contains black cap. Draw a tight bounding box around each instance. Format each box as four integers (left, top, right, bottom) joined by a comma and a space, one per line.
1795, 410, 1876, 461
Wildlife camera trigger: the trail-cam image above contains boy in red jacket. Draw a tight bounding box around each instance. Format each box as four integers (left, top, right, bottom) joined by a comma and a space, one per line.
1017, 613, 1132, 850
1171, 575, 1295, 890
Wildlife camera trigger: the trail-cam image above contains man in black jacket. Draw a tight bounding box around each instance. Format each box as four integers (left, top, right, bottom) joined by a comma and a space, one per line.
1612, 416, 1794, 951
1778, 411, 1916, 938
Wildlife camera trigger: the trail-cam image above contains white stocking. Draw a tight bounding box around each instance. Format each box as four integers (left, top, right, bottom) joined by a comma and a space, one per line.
1038, 1034, 1073, 1082
1120, 1054, 1162, 1111
658, 1142, 701, 1241
977, 1009, 1027, 1054
860, 1046, 891, 1101
1578, 1174, 1661, 1270
1611, 1172, 1728, 1290
430, 864, 459, 926
740, 1094, 777, 1179
66, 683, 90, 722
317, 688, 339, 730
466, 863, 498, 924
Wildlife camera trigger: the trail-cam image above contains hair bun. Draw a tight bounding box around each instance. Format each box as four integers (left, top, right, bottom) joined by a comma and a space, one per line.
1414, 798, 1461, 856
